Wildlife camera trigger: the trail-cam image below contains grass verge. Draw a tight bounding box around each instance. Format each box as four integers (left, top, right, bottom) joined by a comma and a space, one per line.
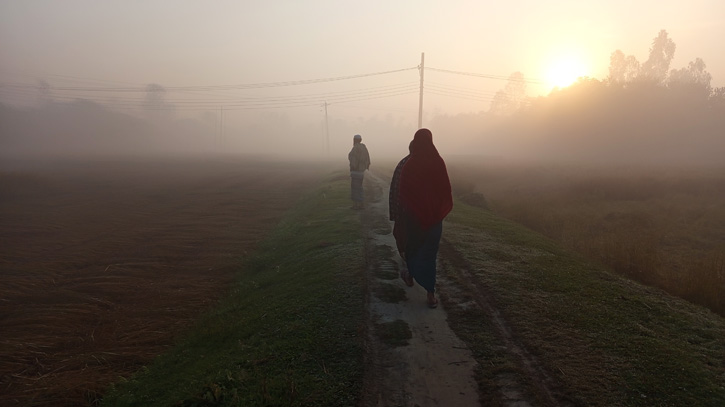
442, 200, 725, 406
101, 172, 365, 407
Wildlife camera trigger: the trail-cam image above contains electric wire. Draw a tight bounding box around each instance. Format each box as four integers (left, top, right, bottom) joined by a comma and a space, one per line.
426, 89, 494, 103
2, 67, 418, 93
426, 83, 498, 99
1, 64, 540, 111
224, 90, 420, 111
1, 81, 419, 110
2, 82, 418, 104
426, 81, 500, 96
427, 66, 546, 85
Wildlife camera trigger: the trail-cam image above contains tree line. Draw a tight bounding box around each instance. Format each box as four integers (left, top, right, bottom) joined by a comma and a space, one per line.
437, 30, 725, 166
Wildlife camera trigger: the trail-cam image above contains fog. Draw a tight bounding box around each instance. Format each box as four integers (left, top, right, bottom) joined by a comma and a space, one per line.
2, 2, 724, 168
2, 75, 723, 168
431, 81, 725, 167
0, 99, 415, 162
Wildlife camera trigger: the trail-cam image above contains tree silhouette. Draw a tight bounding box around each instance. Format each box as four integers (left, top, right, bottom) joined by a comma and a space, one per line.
144, 83, 167, 109
607, 50, 640, 85
144, 83, 175, 118
711, 87, 725, 105
489, 72, 527, 115
36, 79, 52, 105
669, 58, 712, 89
640, 29, 676, 84
471, 29, 724, 166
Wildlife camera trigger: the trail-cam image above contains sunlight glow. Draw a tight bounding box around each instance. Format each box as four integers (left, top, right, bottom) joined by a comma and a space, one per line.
546, 56, 589, 89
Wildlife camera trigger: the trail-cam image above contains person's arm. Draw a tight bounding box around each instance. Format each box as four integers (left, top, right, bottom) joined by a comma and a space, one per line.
362, 145, 371, 170
348, 146, 358, 170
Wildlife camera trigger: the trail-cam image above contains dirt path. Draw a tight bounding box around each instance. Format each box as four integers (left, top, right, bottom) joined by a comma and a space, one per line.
360, 172, 480, 407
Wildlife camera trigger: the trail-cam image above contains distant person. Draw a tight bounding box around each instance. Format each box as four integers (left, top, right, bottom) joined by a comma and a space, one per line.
394, 128, 452, 308
348, 134, 371, 209
389, 142, 412, 287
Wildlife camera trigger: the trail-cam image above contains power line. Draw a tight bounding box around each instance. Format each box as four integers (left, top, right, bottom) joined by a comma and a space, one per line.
426, 89, 494, 103
427, 67, 546, 85
2, 67, 418, 93
427, 81, 499, 94
222, 88, 419, 111
2, 81, 417, 103
0, 81, 420, 110
1, 62, 546, 112
426, 82, 498, 98
0, 88, 420, 111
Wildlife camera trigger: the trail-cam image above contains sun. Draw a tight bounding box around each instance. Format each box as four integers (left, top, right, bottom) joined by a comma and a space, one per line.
546, 56, 588, 89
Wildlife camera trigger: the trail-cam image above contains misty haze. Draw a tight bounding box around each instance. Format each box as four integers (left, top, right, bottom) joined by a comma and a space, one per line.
1, 2, 724, 407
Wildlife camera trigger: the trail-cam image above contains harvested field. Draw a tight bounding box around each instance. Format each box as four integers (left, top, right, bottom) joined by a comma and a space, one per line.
0, 156, 326, 406
447, 160, 725, 316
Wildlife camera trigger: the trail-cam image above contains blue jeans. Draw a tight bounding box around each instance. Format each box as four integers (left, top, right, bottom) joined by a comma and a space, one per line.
405, 221, 442, 293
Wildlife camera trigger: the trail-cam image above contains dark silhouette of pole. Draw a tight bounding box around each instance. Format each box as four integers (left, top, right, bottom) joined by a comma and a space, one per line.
418, 52, 425, 128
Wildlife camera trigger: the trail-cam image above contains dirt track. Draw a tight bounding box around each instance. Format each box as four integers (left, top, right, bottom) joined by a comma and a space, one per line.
0, 157, 323, 406
360, 172, 480, 406
361, 171, 573, 407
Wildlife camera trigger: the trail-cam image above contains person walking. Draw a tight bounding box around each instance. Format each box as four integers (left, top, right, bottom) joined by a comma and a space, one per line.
389, 142, 412, 287
348, 134, 371, 209
394, 128, 452, 308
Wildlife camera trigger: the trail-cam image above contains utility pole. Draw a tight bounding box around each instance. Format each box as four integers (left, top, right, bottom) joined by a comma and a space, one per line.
324, 101, 330, 155
418, 52, 425, 129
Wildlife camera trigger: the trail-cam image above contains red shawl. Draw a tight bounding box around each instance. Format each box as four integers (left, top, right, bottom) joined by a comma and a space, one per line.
399, 129, 453, 230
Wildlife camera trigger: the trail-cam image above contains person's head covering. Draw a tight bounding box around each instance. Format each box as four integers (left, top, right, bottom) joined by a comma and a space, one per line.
353, 134, 362, 141
399, 128, 452, 230
409, 128, 436, 155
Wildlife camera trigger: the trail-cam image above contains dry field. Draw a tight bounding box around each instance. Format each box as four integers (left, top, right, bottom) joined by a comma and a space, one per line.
448, 159, 725, 317
0, 156, 325, 406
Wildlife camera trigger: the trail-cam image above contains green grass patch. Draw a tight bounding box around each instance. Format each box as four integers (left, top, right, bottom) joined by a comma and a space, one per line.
443, 200, 725, 406
375, 320, 412, 347
101, 172, 366, 407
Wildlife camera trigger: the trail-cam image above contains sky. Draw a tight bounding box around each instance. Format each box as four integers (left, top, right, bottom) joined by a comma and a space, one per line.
1, 0, 724, 157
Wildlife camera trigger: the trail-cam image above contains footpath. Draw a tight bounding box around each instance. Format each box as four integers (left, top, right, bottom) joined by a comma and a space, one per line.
359, 172, 480, 407
357, 170, 725, 407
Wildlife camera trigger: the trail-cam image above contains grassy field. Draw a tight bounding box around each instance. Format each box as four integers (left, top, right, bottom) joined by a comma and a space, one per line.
441, 199, 725, 406
448, 161, 725, 317
99, 172, 366, 406
10, 160, 723, 405
0, 158, 325, 406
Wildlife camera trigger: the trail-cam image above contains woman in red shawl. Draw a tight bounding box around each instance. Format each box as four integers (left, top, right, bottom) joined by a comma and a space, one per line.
396, 128, 452, 308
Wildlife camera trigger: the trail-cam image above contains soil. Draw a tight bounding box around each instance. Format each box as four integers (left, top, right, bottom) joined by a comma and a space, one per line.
359, 172, 480, 407
0, 157, 323, 407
